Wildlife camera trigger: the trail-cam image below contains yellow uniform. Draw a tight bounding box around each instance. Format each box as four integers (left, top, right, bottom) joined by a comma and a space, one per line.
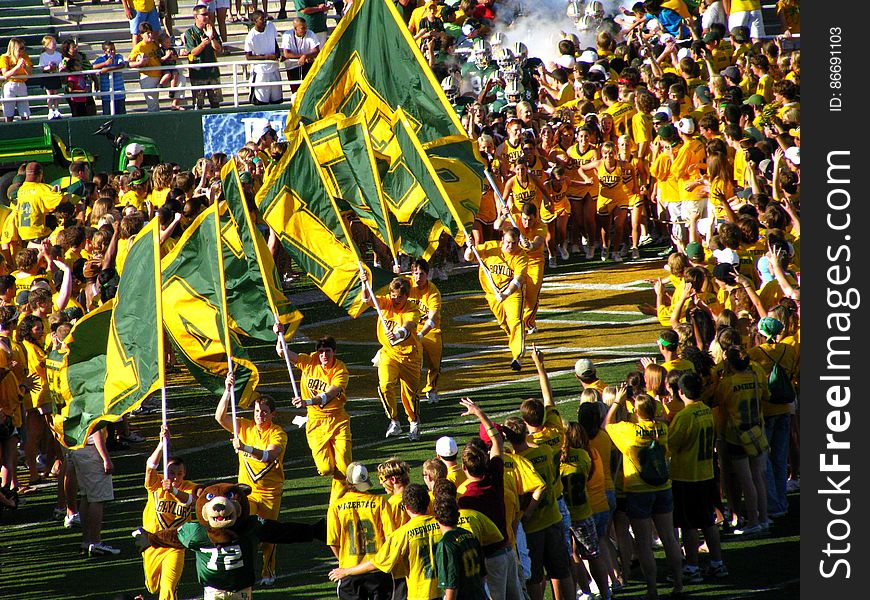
0, 342, 22, 427
596, 161, 633, 214
518, 219, 546, 331
446, 464, 467, 489
603, 101, 637, 138
517, 444, 562, 533
509, 176, 539, 215
714, 363, 769, 446
11, 270, 52, 295
22, 339, 49, 411
566, 144, 599, 199
375, 296, 422, 424
327, 490, 395, 568
756, 73, 774, 104
477, 168, 500, 225
585, 447, 609, 514
142, 478, 198, 600
631, 112, 654, 151
650, 150, 679, 204
527, 406, 566, 498
667, 402, 715, 482
605, 418, 671, 493
297, 352, 351, 483
560, 446, 593, 522
497, 450, 545, 547
236, 417, 287, 579
370, 514, 442, 600
476, 241, 528, 361
670, 138, 707, 202
709, 176, 735, 221
588, 431, 615, 493
14, 182, 65, 241
408, 281, 442, 396
748, 343, 798, 418
151, 187, 171, 209
541, 179, 570, 223
499, 139, 524, 171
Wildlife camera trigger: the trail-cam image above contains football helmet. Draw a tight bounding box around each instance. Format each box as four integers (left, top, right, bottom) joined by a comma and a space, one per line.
472, 39, 492, 69
441, 75, 459, 103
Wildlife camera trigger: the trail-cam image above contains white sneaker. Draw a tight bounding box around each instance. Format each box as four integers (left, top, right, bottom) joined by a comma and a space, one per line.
630, 247, 640, 260
638, 233, 654, 247
64, 512, 81, 528
601, 249, 608, 261
526, 325, 537, 335
385, 420, 402, 438
558, 244, 569, 260
258, 576, 276, 586
548, 256, 557, 269
88, 542, 120, 556
408, 421, 420, 441
425, 391, 439, 404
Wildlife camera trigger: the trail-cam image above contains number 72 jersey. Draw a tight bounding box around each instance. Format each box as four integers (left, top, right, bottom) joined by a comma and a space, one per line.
177, 518, 265, 592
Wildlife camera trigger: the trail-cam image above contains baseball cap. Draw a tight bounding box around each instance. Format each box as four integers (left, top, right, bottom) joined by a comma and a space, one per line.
757, 158, 774, 181
676, 117, 695, 135
720, 66, 740, 81
125, 142, 145, 157
578, 49, 598, 64
15, 290, 29, 307
676, 47, 691, 61
784, 146, 800, 165
712, 248, 740, 266
251, 122, 275, 143
702, 31, 721, 44
694, 85, 711, 104
345, 462, 372, 492
574, 358, 595, 378
757, 317, 785, 341
744, 94, 765, 106
588, 64, 607, 77
685, 241, 704, 261
435, 436, 458, 458
712, 262, 737, 284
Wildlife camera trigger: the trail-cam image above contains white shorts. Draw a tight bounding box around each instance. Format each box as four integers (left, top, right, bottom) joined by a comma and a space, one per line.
250, 69, 283, 104
2, 81, 31, 119
69, 444, 114, 503
681, 199, 707, 221
728, 10, 765, 39
207, 0, 231, 11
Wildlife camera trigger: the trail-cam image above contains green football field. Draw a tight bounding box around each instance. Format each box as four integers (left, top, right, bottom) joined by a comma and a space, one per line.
0, 251, 799, 599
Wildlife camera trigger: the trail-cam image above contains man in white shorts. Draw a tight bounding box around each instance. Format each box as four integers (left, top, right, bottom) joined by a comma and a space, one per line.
244, 10, 283, 105
68, 429, 119, 556
280, 18, 321, 91
725, 0, 765, 42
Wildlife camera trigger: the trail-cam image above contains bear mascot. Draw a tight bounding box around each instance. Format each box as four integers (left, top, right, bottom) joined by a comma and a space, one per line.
133, 482, 325, 598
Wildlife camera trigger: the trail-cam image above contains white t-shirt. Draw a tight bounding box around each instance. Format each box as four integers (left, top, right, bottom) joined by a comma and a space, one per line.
701, 1, 727, 30
244, 21, 280, 74
279, 29, 320, 70
38, 50, 63, 71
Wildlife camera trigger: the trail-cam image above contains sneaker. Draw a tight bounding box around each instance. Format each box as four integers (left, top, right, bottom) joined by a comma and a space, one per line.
577, 592, 595, 600
585, 245, 595, 259
732, 523, 763, 537
35, 453, 48, 472
408, 421, 420, 442
704, 562, 729, 578
548, 256, 557, 269
682, 566, 703, 583
88, 542, 121, 556
526, 325, 537, 335
258, 576, 276, 586
638, 233, 654, 247
64, 512, 81, 528
385, 420, 402, 438
425, 390, 439, 404
618, 243, 629, 257
558, 244, 570, 260
510, 359, 522, 372
601, 249, 608, 261
570, 243, 581, 254
122, 431, 146, 443
786, 478, 800, 492
611, 252, 623, 263
630, 246, 640, 260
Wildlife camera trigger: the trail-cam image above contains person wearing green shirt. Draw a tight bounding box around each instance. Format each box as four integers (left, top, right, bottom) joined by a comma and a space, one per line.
295, 0, 331, 45
434, 495, 488, 600
184, 5, 224, 109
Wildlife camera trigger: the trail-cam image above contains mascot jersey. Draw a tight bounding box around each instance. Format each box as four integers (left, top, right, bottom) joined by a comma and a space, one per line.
176, 516, 266, 592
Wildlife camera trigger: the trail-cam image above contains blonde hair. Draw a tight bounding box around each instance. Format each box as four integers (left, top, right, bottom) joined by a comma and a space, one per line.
152, 163, 174, 190
90, 197, 115, 226
579, 388, 601, 404
42, 35, 56, 49
602, 386, 618, 407
5, 38, 25, 58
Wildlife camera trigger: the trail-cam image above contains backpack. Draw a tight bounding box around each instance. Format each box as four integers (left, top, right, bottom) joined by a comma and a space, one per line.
636, 424, 670, 486
761, 347, 796, 404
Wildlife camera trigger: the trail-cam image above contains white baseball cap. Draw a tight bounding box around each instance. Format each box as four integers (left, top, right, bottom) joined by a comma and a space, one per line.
556, 54, 576, 70
435, 436, 458, 458
250, 122, 276, 143
574, 358, 596, 378
713, 248, 740, 266
124, 142, 144, 157
578, 49, 598, 64
784, 146, 800, 165
345, 462, 372, 492
676, 117, 696, 135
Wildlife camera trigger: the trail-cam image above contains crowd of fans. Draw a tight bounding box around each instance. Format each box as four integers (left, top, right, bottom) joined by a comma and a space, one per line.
0, 1, 800, 599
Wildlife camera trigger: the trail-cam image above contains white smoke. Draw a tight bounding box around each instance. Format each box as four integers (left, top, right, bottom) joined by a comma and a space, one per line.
491, 0, 637, 65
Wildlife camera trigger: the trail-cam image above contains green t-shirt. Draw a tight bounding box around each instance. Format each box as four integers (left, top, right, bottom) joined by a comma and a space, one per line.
435, 527, 488, 599
184, 26, 222, 81
295, 0, 328, 33
176, 517, 265, 592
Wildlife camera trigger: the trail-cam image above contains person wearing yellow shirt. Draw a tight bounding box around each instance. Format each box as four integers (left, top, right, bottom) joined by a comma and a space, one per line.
279, 335, 351, 498
749, 54, 774, 104
464, 227, 529, 371
327, 462, 395, 599
501, 158, 551, 218
14, 163, 68, 243
499, 203, 546, 335
142, 426, 198, 600
601, 83, 636, 138
671, 117, 708, 243
667, 373, 728, 581
19, 315, 54, 488
565, 127, 600, 259
328, 483, 444, 600
360, 273, 423, 441
408, 259, 443, 404
128, 22, 163, 112
1, 37, 33, 122
150, 163, 174, 209
540, 166, 572, 267
605, 387, 684, 599
214, 375, 288, 586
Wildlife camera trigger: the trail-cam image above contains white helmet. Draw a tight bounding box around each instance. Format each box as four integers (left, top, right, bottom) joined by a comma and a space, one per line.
491, 31, 505, 49
567, 0, 584, 21
495, 47, 515, 70
441, 76, 459, 103
511, 42, 528, 67
501, 63, 520, 83
578, 14, 598, 30
505, 80, 525, 103
472, 39, 492, 69
585, 0, 605, 19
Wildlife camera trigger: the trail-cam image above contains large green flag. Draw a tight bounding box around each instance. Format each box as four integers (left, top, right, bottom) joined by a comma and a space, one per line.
307, 114, 400, 260
220, 160, 303, 341
256, 126, 393, 317
288, 0, 465, 145
50, 303, 114, 449
104, 218, 164, 416
161, 203, 260, 407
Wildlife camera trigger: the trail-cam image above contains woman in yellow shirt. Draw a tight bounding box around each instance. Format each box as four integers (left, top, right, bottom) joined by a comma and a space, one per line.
541, 166, 571, 267
500, 158, 552, 218
1, 38, 33, 122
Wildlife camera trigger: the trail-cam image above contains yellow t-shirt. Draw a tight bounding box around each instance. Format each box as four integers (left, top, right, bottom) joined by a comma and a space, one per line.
631, 112, 654, 147
667, 402, 715, 482
130, 0, 156, 12
605, 419, 671, 493
650, 151, 679, 203
747, 342, 798, 417
756, 73, 774, 104
327, 489, 394, 568
129, 40, 162, 78
151, 187, 171, 209
476, 240, 529, 296
517, 444, 562, 533
518, 220, 547, 264
527, 406, 566, 495
408, 281, 442, 335
297, 352, 349, 417
121, 189, 149, 211
371, 514, 441, 600
375, 296, 421, 360
0, 54, 33, 83
23, 339, 49, 410
714, 363, 769, 445
510, 176, 538, 214
14, 182, 65, 241
236, 418, 288, 493
603, 101, 636, 138
142, 478, 198, 533
560, 446, 593, 521
670, 138, 707, 202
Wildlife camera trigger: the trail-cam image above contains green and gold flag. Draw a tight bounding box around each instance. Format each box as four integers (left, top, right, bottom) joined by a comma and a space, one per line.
256, 126, 392, 317
220, 160, 303, 341
161, 203, 260, 407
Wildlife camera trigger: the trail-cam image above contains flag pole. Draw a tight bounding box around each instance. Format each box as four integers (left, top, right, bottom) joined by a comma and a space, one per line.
484, 169, 527, 244
152, 218, 169, 479
213, 203, 238, 440
274, 313, 300, 400
359, 262, 391, 334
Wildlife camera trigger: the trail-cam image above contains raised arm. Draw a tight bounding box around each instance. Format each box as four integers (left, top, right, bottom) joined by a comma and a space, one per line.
530, 345, 554, 408
214, 372, 236, 434
460, 397, 503, 458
